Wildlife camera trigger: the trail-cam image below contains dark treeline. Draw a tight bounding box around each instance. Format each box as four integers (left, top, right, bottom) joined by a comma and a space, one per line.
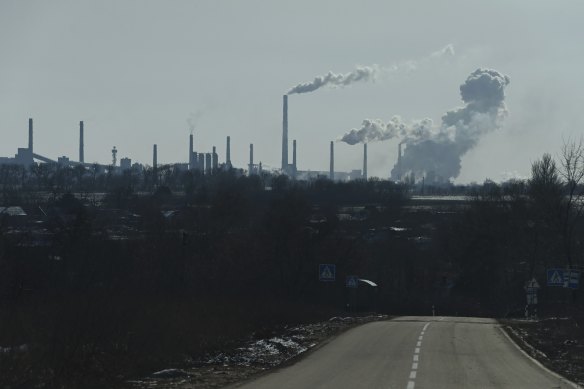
1, 142, 584, 388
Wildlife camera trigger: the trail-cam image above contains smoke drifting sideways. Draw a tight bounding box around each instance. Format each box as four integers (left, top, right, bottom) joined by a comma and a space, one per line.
340, 68, 510, 181
287, 44, 455, 95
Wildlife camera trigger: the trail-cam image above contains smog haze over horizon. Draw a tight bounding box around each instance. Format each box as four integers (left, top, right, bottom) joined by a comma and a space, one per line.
1, 0, 583, 183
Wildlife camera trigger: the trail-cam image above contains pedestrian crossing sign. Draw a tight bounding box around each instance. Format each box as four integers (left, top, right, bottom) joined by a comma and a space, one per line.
346, 275, 359, 288
319, 264, 336, 282
547, 269, 564, 286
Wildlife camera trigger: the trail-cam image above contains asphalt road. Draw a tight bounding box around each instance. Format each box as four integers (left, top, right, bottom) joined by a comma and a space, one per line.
233, 316, 576, 389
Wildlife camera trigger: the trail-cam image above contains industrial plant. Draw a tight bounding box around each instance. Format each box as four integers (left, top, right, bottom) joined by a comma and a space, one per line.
0, 95, 406, 183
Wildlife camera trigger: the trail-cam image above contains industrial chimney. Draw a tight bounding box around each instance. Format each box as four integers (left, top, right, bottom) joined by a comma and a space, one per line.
79, 121, 84, 163
282, 95, 288, 172
249, 143, 254, 175
189, 134, 194, 170
112, 146, 118, 167
226, 136, 232, 168
153, 144, 158, 170
292, 139, 297, 179
363, 143, 368, 181
28, 118, 33, 152
397, 142, 403, 181
329, 141, 334, 181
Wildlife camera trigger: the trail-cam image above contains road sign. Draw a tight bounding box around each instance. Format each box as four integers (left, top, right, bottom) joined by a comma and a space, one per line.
547, 269, 565, 286
525, 278, 540, 290
319, 264, 336, 282
346, 275, 359, 288
567, 270, 580, 289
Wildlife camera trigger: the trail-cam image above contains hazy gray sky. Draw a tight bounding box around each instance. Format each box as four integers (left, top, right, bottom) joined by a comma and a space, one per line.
1, 0, 583, 182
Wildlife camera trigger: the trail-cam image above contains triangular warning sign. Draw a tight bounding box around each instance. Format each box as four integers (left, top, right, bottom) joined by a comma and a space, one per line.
527, 278, 540, 289
321, 266, 333, 279
550, 271, 563, 284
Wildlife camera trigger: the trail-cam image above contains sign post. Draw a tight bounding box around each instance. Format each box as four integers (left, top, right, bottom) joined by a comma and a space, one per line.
319, 264, 336, 307
345, 275, 358, 312
524, 278, 540, 319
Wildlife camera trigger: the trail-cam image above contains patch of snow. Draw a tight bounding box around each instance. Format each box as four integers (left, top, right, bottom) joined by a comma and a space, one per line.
151, 369, 189, 378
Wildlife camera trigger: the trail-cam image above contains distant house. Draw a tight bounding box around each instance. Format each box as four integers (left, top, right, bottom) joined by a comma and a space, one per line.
0, 206, 27, 217
0, 206, 28, 227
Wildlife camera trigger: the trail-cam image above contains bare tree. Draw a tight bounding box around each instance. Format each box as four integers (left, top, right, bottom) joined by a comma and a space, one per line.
529, 153, 562, 214
558, 137, 584, 267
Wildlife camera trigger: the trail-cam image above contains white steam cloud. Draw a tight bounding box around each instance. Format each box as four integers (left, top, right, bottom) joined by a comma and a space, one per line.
340, 68, 510, 181
287, 44, 454, 95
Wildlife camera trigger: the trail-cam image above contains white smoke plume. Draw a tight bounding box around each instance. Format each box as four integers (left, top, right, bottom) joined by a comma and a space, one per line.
340, 116, 434, 145
187, 109, 204, 134
287, 44, 454, 95
340, 68, 510, 181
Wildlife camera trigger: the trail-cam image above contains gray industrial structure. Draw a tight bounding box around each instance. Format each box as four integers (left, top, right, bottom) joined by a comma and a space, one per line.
1, 104, 391, 182
186, 131, 219, 174
281, 95, 369, 182
363, 143, 368, 181
79, 121, 84, 163
281, 95, 298, 177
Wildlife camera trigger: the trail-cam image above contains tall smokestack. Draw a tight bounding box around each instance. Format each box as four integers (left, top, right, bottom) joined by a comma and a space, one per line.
329, 141, 334, 181
397, 143, 402, 180
28, 118, 33, 152
363, 143, 368, 180
282, 95, 288, 171
249, 143, 254, 175
226, 136, 231, 168
292, 139, 297, 178
79, 121, 84, 163
189, 134, 194, 169
153, 144, 158, 169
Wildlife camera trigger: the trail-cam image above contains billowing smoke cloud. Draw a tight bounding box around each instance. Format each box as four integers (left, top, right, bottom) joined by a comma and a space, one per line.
340, 68, 510, 181
340, 116, 433, 145
287, 44, 454, 95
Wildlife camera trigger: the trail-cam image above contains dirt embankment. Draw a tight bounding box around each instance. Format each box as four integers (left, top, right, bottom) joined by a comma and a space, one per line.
503, 317, 584, 387
127, 315, 388, 389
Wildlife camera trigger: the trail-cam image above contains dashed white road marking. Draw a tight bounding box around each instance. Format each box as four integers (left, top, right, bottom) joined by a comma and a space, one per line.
406, 322, 431, 389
